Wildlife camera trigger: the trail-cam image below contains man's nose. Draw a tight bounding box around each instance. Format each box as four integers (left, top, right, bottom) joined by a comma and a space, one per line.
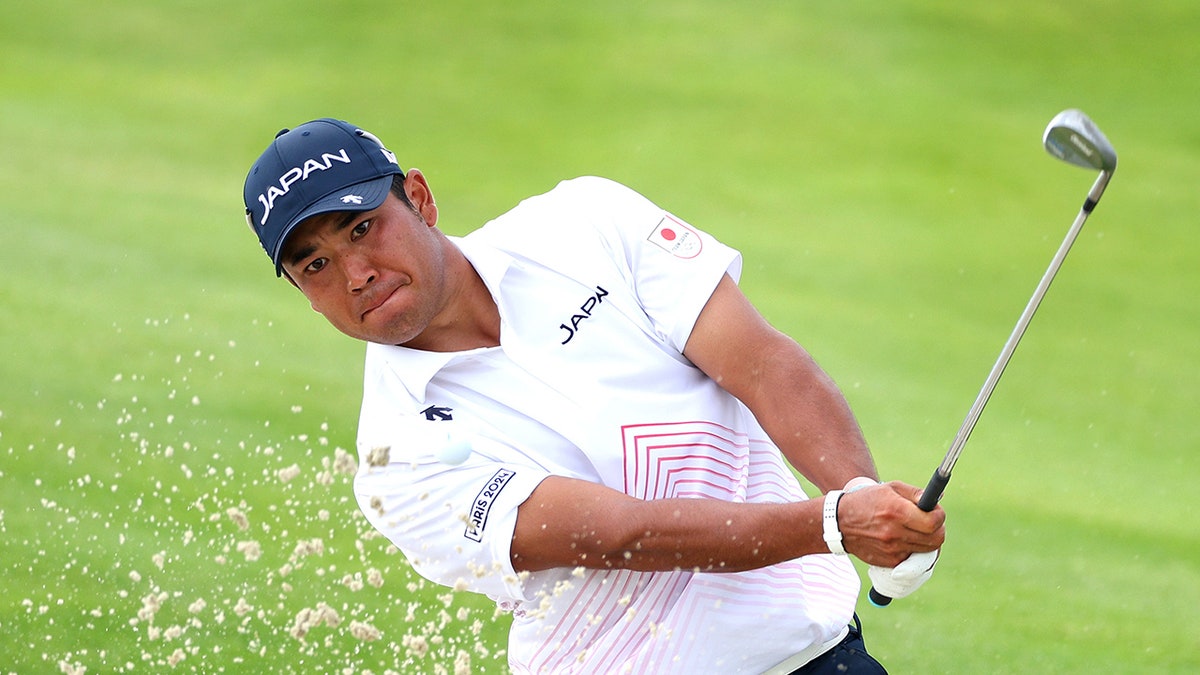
343, 256, 377, 292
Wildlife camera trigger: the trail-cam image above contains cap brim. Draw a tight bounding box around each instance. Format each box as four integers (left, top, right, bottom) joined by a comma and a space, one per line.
270, 174, 395, 274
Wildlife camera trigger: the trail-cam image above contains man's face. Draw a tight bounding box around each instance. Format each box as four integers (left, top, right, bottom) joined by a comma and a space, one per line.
279, 173, 447, 346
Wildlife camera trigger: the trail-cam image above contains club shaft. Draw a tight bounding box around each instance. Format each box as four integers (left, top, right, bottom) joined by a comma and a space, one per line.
871, 169, 1113, 608
930, 169, 1113, 490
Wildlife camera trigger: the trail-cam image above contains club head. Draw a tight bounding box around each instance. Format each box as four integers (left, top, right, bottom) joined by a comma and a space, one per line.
1043, 109, 1117, 173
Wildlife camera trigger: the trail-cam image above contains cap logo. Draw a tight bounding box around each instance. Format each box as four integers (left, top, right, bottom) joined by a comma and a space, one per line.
255, 148, 353, 226
340, 194, 364, 205
356, 129, 398, 166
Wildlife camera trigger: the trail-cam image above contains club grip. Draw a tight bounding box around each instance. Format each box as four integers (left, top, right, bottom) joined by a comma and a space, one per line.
918, 470, 950, 513
869, 470, 950, 607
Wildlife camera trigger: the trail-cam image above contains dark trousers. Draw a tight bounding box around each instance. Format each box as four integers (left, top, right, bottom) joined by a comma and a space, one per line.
788, 615, 887, 674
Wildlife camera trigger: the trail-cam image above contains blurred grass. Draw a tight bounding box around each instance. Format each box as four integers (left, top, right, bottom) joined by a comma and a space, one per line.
1, 0, 1197, 672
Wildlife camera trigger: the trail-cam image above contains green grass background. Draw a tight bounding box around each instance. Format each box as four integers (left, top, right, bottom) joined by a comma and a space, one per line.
2, 1, 1197, 672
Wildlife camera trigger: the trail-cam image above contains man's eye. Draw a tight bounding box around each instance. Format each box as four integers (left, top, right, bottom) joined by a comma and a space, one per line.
351, 220, 371, 239
306, 258, 327, 273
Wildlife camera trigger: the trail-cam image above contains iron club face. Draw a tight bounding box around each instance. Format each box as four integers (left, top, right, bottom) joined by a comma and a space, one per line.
1043, 109, 1118, 173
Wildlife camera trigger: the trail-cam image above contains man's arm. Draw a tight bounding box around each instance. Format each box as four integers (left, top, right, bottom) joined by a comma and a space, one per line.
511, 273, 944, 574
682, 274, 875, 493
511, 475, 941, 573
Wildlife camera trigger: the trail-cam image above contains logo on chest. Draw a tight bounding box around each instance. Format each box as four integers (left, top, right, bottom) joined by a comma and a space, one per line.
559, 285, 609, 345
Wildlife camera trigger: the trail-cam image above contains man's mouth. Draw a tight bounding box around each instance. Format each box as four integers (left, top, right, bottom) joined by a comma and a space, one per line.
361, 285, 399, 319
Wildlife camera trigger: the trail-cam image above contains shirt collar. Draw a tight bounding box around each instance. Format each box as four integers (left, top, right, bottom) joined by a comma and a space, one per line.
363, 235, 515, 404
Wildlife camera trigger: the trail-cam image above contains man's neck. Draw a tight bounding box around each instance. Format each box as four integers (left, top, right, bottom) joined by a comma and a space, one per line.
402, 251, 500, 353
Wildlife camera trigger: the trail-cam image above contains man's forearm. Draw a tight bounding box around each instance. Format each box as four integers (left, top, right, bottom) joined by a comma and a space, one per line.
513, 476, 830, 574
513, 475, 945, 574
679, 274, 879, 492
746, 336, 879, 493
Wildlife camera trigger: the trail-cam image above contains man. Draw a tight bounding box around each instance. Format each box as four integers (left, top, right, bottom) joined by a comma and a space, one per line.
242, 118, 945, 674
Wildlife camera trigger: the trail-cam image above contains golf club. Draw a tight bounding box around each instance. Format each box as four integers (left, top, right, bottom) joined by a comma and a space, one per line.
869, 109, 1117, 607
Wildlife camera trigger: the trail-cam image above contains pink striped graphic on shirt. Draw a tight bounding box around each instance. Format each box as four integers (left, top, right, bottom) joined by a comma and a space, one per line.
621, 421, 751, 500
621, 421, 806, 503
522, 568, 689, 673
520, 555, 856, 674
642, 554, 856, 673
745, 438, 805, 501
581, 571, 691, 672
510, 422, 856, 673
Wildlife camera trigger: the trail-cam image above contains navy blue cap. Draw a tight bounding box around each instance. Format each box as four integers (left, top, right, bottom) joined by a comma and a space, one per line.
243, 119, 404, 275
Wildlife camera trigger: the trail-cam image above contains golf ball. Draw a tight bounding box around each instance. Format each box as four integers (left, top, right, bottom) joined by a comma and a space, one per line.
436, 434, 473, 465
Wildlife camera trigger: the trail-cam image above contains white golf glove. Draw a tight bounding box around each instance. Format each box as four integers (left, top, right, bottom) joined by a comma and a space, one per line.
867, 549, 939, 600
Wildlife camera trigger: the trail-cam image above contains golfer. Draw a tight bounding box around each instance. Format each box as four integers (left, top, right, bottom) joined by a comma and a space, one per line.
242, 119, 945, 674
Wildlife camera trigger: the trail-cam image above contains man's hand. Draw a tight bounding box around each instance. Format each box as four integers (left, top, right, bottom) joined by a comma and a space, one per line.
835, 481, 945, 568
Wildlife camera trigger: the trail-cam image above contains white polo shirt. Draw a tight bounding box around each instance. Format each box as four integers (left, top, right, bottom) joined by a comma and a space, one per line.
354, 177, 859, 674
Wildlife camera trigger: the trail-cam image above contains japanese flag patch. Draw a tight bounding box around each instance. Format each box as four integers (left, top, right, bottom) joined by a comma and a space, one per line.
647, 215, 702, 259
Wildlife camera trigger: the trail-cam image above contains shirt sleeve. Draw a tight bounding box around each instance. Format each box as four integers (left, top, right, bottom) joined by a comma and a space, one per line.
353, 356, 549, 602
551, 177, 743, 353
354, 427, 548, 603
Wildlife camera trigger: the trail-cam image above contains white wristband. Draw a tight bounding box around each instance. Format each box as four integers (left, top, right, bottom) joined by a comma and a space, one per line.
822, 490, 846, 555
844, 476, 880, 493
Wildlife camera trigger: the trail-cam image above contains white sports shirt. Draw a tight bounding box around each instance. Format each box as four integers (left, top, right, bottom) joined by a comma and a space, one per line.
354, 177, 859, 674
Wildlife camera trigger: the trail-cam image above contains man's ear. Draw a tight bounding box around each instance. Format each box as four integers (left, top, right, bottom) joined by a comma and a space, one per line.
403, 168, 438, 227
